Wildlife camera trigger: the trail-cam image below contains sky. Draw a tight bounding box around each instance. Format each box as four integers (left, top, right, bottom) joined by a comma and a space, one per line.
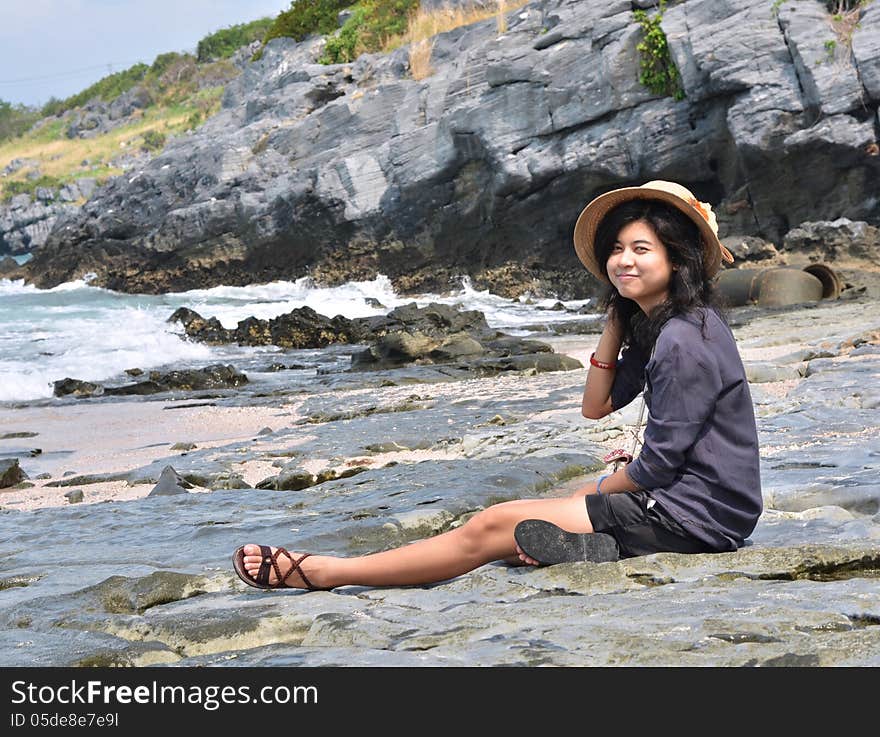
0, 0, 294, 107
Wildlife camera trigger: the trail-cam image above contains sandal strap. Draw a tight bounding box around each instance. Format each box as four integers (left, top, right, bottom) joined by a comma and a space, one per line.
278, 550, 319, 590
267, 547, 321, 591
256, 544, 273, 586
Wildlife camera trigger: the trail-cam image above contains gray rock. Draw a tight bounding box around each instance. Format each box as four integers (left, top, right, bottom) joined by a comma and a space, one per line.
721, 235, 779, 263
0, 460, 27, 488
21, 0, 880, 297
852, 1, 880, 103
147, 466, 193, 497
744, 361, 805, 383
782, 219, 880, 265
777, 2, 864, 116
63, 489, 84, 504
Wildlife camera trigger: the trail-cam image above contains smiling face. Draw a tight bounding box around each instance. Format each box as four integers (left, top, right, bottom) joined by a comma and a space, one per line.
606, 219, 674, 314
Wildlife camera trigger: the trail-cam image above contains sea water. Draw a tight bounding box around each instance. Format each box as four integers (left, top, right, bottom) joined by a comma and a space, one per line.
0, 274, 598, 403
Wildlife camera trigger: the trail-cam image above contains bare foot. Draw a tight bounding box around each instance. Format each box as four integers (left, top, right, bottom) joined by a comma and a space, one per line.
240, 544, 331, 589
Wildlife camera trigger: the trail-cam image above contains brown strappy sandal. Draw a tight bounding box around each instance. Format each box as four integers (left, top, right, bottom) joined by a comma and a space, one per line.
232, 545, 332, 591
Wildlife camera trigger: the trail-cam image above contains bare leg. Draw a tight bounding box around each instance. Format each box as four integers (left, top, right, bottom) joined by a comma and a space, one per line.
239, 495, 595, 589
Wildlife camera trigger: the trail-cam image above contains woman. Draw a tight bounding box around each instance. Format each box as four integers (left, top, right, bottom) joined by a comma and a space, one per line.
231, 180, 762, 591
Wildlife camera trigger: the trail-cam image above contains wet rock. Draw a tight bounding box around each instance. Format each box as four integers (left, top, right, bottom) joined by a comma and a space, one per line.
207, 473, 252, 490
256, 469, 315, 491
351, 331, 438, 369
104, 364, 248, 395
53, 378, 104, 397
167, 307, 229, 344
0, 256, 23, 276
168, 306, 367, 349
83, 571, 211, 614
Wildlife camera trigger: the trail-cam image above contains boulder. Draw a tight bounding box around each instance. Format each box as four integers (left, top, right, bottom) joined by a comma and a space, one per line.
0, 459, 27, 488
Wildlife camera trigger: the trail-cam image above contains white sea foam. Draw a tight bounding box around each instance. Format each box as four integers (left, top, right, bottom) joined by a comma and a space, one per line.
0, 274, 600, 402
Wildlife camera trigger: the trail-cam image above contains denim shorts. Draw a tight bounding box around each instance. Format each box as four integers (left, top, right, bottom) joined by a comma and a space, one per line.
585, 490, 713, 558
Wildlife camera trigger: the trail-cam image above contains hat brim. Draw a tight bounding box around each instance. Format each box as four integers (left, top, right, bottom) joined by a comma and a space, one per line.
573, 186, 733, 282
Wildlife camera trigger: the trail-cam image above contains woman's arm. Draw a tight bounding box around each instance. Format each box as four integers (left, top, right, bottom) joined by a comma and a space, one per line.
570, 465, 641, 497
581, 311, 624, 419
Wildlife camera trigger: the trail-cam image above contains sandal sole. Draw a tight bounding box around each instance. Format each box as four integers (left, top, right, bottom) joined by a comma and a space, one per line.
514, 519, 619, 565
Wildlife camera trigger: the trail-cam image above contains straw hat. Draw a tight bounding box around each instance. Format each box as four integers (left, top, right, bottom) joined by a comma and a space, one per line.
572, 180, 734, 282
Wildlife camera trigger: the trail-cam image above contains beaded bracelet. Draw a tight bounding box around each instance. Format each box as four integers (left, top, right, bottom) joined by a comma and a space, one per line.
589, 352, 616, 370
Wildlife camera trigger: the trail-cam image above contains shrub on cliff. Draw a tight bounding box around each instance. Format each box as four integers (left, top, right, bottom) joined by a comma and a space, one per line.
321, 0, 420, 64
196, 17, 275, 62
255, 0, 355, 59
633, 0, 684, 101
0, 99, 41, 143
42, 64, 149, 117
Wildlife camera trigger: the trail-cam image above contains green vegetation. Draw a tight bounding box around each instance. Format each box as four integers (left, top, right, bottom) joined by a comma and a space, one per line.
197, 17, 275, 61
823, 38, 837, 63
141, 130, 167, 151
770, 0, 789, 18
35, 18, 262, 123
2, 175, 64, 202
0, 100, 42, 143
322, 1, 419, 64
254, 0, 355, 59
824, 0, 870, 65
42, 64, 149, 117
0, 14, 271, 199
253, 0, 420, 64
322, 5, 370, 62
0, 93, 224, 199
633, 0, 685, 101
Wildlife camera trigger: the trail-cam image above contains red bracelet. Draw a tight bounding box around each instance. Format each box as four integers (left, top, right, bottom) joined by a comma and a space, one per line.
589, 352, 616, 370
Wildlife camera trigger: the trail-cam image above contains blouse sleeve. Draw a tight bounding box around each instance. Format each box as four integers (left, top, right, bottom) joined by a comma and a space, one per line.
610, 343, 649, 411
624, 335, 722, 490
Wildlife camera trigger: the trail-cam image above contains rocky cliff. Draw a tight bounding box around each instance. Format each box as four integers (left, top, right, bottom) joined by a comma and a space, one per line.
22, 0, 880, 297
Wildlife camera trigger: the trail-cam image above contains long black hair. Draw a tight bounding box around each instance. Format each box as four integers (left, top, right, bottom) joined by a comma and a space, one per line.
594, 199, 726, 352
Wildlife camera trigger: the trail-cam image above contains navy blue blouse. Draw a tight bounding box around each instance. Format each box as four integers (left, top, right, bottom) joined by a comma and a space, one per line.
612, 308, 763, 550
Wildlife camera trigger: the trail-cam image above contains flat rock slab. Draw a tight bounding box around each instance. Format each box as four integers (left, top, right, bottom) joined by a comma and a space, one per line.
1, 298, 879, 665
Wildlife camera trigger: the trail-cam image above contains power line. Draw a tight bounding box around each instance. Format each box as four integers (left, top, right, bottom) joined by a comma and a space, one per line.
0, 61, 147, 86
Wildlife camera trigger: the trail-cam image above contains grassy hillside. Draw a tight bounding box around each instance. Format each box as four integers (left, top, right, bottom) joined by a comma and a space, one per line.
0, 2, 527, 202
0, 89, 224, 202
0, 18, 270, 201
